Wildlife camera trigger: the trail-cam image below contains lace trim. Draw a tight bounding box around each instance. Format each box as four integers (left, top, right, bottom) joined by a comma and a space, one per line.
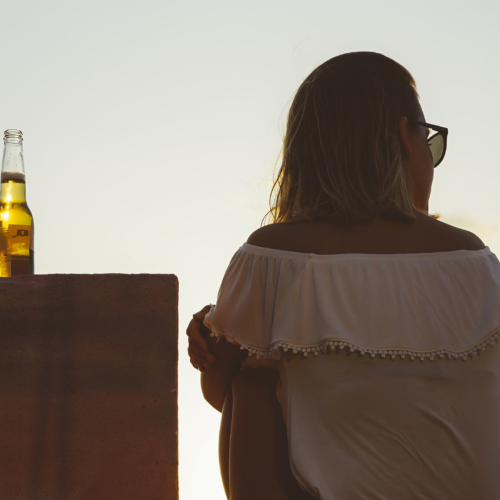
208, 328, 500, 361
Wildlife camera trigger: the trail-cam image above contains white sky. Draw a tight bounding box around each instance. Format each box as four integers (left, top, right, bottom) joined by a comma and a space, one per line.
2, 0, 499, 498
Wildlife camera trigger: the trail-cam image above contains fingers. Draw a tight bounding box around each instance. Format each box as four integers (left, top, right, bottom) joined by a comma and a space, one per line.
192, 304, 212, 322
189, 354, 206, 372
188, 338, 216, 371
188, 345, 214, 371
189, 338, 216, 364
186, 318, 210, 352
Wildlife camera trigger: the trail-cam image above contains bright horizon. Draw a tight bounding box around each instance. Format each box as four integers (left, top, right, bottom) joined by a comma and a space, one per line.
2, 0, 500, 497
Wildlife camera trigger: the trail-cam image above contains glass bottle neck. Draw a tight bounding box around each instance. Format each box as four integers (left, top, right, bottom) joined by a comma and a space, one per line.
2, 136, 26, 203
2, 141, 25, 176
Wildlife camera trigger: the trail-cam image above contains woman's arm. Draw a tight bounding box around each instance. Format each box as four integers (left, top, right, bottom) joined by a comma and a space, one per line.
186, 305, 248, 411
200, 332, 247, 412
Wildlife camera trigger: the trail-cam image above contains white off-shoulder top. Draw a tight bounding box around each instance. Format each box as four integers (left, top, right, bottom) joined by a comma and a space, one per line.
204, 243, 500, 500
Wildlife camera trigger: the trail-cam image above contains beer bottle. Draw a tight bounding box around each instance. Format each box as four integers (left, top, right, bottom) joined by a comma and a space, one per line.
0, 130, 34, 277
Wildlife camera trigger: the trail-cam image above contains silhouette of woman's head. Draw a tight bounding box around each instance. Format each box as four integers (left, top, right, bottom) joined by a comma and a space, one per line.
267, 51, 431, 226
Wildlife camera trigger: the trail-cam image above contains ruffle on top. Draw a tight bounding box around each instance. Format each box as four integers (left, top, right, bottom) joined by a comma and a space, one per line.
203, 243, 500, 361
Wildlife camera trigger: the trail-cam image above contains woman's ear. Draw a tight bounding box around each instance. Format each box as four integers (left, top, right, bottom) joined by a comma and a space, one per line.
399, 116, 411, 160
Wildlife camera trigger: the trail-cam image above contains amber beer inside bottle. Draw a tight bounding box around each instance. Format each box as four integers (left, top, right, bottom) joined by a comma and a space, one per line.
0, 130, 34, 277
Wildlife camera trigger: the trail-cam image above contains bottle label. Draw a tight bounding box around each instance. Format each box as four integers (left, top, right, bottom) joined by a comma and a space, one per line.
4, 224, 31, 255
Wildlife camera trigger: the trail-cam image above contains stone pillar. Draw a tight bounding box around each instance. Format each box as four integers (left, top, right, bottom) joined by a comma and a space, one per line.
0, 274, 178, 499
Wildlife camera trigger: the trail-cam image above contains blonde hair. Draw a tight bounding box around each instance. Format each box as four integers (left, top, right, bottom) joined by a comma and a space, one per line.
264, 52, 435, 226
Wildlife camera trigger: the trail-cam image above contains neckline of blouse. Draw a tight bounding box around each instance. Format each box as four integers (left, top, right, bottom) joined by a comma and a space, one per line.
241, 242, 493, 261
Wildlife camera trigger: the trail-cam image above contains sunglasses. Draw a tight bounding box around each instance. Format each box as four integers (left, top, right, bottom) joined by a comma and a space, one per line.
407, 120, 448, 168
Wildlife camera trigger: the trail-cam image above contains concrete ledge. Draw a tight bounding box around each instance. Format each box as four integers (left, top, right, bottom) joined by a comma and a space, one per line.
0, 274, 178, 500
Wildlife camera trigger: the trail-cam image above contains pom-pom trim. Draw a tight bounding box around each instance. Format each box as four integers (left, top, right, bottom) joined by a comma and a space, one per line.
208, 329, 500, 362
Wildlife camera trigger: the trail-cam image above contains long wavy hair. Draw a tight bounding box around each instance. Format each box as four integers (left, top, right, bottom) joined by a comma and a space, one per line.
263, 51, 435, 226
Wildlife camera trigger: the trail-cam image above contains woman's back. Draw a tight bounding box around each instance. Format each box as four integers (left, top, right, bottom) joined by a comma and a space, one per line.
276, 328, 500, 499
208, 213, 500, 499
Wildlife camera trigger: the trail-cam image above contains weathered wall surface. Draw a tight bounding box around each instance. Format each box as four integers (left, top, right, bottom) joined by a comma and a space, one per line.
0, 274, 178, 500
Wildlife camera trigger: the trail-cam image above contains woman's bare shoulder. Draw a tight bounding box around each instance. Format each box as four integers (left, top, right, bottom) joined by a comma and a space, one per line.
246, 222, 322, 253
425, 217, 486, 251
247, 223, 294, 247
247, 216, 487, 254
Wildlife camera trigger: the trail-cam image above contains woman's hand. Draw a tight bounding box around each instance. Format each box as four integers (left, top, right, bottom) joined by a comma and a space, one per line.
187, 304, 248, 411
186, 305, 216, 372
188, 305, 248, 411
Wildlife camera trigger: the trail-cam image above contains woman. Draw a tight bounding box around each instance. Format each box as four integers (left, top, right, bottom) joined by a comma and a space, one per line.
187, 52, 500, 499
